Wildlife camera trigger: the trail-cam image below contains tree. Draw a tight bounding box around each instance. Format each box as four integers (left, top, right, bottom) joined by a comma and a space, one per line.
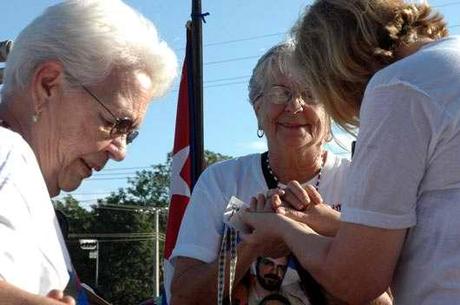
53, 195, 95, 286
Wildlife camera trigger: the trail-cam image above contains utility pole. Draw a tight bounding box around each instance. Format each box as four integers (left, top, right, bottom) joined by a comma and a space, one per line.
154, 208, 160, 298
190, 0, 205, 188
95, 240, 99, 288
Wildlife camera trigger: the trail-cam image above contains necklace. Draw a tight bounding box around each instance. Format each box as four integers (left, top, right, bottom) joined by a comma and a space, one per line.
265, 152, 324, 191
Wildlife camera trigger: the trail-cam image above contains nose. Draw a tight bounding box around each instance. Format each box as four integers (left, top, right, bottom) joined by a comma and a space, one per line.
284, 95, 305, 114
105, 135, 127, 161
275, 266, 284, 277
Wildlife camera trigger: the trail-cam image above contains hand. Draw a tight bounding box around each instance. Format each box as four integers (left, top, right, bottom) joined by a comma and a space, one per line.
46, 290, 76, 305
240, 194, 290, 258
248, 192, 277, 213
277, 182, 323, 210
270, 183, 340, 237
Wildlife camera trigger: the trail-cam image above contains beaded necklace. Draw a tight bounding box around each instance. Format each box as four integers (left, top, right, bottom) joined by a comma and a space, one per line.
265, 152, 324, 191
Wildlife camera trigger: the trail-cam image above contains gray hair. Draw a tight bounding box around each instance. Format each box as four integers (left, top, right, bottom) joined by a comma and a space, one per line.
2, 0, 177, 99
248, 39, 304, 105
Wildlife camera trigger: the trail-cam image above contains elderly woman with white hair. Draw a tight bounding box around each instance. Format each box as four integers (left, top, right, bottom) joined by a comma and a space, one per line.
0, 1, 176, 304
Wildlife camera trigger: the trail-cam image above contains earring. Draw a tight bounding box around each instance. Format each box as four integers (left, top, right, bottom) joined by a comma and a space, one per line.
257, 129, 264, 138
32, 113, 40, 123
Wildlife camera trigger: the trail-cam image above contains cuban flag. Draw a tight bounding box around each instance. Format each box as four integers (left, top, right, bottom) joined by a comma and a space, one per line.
162, 24, 193, 304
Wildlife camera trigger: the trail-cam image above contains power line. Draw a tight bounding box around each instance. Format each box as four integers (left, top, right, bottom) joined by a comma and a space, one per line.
175, 32, 287, 51
204, 75, 251, 83
204, 55, 260, 66
205, 80, 248, 89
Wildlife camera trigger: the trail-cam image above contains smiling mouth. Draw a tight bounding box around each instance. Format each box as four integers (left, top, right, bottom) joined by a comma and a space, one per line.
278, 122, 311, 129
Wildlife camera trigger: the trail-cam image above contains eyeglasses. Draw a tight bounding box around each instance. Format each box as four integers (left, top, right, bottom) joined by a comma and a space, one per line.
255, 85, 317, 106
81, 85, 139, 144
259, 257, 288, 274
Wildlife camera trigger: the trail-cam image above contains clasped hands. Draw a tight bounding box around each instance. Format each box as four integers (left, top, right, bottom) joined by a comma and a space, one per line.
239, 181, 340, 257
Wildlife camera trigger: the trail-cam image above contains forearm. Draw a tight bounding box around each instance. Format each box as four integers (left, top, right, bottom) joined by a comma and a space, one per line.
0, 281, 68, 305
279, 217, 402, 304
307, 208, 341, 237
171, 240, 257, 305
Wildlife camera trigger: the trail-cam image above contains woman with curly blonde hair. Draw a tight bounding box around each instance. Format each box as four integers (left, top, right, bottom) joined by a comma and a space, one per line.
241, 1, 460, 305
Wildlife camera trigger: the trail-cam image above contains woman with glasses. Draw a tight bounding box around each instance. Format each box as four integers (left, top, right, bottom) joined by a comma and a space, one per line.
169, 41, 383, 305
0, 1, 176, 304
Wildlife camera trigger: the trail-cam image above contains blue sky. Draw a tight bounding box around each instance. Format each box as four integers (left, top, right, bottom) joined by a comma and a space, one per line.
1, 0, 459, 206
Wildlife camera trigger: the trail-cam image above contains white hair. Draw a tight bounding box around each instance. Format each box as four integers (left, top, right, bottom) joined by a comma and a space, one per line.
2, 0, 177, 99
248, 39, 305, 105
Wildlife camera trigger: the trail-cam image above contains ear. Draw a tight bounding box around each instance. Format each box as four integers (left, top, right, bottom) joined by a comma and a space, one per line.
30, 61, 65, 114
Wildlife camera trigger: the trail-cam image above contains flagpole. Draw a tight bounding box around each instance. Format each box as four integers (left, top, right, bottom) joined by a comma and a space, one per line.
190, 0, 204, 188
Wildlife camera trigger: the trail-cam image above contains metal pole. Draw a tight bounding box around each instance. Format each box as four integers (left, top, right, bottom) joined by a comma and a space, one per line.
95, 240, 99, 288
190, 0, 204, 189
154, 209, 160, 298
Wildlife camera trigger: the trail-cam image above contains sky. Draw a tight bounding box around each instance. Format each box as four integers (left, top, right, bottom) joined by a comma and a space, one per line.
1, 0, 459, 206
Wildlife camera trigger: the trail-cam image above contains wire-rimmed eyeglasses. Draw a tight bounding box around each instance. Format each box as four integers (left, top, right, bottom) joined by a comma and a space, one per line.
254, 85, 317, 106
81, 85, 139, 144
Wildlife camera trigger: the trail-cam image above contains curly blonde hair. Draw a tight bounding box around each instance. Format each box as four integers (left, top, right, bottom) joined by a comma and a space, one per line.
292, 0, 447, 131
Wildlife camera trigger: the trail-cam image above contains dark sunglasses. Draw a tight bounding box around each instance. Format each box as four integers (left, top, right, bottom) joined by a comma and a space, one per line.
81, 85, 139, 144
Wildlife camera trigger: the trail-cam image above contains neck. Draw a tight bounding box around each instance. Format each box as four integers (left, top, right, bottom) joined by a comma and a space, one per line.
0, 96, 56, 196
0, 96, 34, 143
267, 144, 325, 184
254, 282, 273, 299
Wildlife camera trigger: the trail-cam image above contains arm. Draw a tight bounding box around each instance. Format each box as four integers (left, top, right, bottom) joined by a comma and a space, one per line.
246, 213, 405, 304
0, 281, 75, 305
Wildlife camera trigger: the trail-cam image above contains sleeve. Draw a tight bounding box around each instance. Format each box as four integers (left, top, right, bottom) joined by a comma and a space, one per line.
170, 168, 227, 263
341, 82, 443, 229
0, 143, 36, 281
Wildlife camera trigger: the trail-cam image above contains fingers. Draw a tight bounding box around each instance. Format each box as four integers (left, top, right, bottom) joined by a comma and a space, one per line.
46, 290, 64, 300
271, 194, 283, 210
276, 206, 305, 222
249, 196, 257, 212
257, 193, 266, 211
62, 296, 76, 305
266, 188, 285, 198
283, 181, 310, 210
46, 290, 75, 305
304, 184, 323, 205
249, 193, 275, 212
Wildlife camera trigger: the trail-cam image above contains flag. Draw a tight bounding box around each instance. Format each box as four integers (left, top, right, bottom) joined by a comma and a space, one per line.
162, 24, 194, 304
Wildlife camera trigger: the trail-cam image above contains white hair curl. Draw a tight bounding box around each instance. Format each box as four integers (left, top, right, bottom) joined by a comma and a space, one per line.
2, 0, 177, 99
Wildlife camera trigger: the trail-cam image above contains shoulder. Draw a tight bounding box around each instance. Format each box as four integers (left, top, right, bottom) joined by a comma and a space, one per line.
367, 37, 460, 97
0, 127, 36, 170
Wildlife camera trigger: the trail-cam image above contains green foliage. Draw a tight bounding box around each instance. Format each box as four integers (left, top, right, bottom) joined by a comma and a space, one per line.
55, 151, 231, 305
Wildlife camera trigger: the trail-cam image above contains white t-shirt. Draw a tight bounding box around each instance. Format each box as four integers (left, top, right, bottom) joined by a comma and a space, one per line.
341, 36, 460, 304
0, 127, 69, 295
167, 151, 350, 301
